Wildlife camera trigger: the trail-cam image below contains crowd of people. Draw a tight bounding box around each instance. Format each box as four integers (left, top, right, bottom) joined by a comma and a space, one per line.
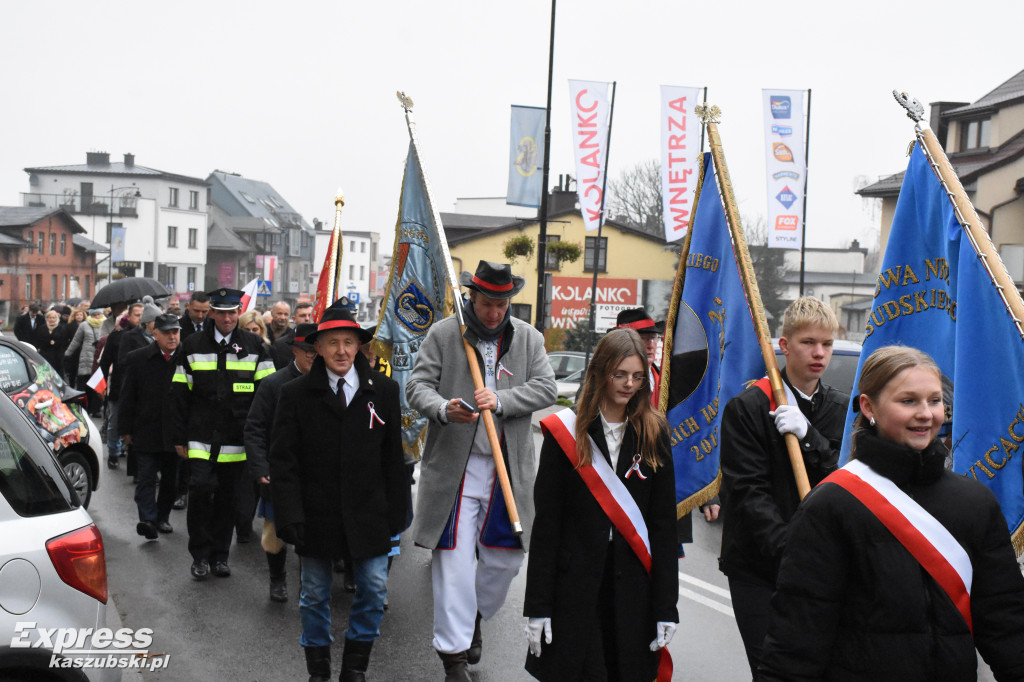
10, 258, 1024, 681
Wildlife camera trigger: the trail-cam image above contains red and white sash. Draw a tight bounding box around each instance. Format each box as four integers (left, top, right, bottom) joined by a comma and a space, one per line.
539, 409, 672, 680
827, 458, 973, 632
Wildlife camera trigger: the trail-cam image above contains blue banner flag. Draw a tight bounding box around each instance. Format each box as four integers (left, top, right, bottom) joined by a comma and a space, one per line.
506, 105, 545, 208
665, 152, 765, 513
373, 142, 454, 461
839, 143, 1024, 549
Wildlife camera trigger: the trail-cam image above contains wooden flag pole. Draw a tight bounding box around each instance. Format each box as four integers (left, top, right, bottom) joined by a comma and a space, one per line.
895, 91, 1024, 339
398, 92, 523, 535
696, 104, 811, 499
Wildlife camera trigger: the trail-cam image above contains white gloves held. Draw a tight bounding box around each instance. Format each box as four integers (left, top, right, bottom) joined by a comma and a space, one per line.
525, 617, 552, 657
649, 621, 677, 651
770, 404, 809, 439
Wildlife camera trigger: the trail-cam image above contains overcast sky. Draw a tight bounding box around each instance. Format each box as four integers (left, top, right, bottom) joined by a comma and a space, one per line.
3, 0, 1022, 253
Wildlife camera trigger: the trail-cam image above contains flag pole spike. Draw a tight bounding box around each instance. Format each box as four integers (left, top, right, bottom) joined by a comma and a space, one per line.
397, 90, 523, 535
896, 89, 1024, 338
700, 104, 812, 499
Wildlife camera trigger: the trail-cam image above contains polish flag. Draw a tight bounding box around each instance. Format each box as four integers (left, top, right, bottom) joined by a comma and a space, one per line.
86, 367, 107, 394
239, 278, 260, 314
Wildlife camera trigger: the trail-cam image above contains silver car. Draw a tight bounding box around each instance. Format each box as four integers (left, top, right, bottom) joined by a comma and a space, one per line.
0, 391, 118, 681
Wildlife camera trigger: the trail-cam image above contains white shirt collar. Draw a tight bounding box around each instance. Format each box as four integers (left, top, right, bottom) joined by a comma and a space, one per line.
325, 363, 360, 394
214, 328, 231, 345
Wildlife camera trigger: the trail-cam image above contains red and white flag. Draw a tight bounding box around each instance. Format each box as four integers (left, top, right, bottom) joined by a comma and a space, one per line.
86, 367, 106, 394
568, 79, 612, 232
239, 277, 260, 314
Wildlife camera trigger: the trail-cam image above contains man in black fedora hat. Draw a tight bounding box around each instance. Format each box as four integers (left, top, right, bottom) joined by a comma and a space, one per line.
270, 301, 409, 682
614, 308, 666, 408
407, 259, 557, 679
171, 288, 276, 581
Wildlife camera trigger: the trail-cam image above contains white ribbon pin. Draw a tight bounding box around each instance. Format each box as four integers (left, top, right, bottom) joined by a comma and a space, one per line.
497, 363, 514, 380
625, 454, 647, 480
367, 402, 386, 429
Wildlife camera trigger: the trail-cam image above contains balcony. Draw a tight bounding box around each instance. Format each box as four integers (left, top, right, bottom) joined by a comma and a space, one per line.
22, 192, 138, 218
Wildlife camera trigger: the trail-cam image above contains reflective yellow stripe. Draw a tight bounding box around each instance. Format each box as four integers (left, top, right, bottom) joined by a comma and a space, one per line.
225, 360, 257, 371
254, 367, 275, 381
191, 361, 217, 371
217, 451, 246, 463
188, 448, 211, 460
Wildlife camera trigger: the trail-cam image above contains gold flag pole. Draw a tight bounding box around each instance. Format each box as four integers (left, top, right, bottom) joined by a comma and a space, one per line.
697, 103, 811, 499
397, 92, 523, 535
894, 91, 1024, 338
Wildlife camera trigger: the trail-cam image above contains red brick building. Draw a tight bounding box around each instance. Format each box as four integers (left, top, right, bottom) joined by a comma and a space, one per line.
0, 207, 105, 327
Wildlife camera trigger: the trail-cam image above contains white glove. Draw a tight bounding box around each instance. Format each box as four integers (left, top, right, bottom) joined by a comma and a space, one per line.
649, 621, 677, 651
770, 404, 808, 439
525, 617, 552, 657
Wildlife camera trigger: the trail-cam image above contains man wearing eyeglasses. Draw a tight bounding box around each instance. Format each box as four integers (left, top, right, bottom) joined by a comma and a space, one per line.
244, 322, 318, 603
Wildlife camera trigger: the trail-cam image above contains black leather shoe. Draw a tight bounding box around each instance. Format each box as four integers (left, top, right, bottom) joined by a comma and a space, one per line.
107, 458, 119, 470
467, 612, 483, 664
236, 528, 254, 544
190, 559, 210, 581
136, 521, 158, 540
156, 521, 173, 533
172, 494, 187, 510
212, 561, 231, 577
269, 579, 288, 603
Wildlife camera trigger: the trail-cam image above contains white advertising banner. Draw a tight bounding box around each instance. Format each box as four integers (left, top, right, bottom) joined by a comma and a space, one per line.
762, 89, 806, 250
568, 80, 612, 232
660, 85, 702, 242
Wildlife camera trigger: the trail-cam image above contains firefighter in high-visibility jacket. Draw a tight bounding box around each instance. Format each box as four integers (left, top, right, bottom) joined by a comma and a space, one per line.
171, 288, 276, 581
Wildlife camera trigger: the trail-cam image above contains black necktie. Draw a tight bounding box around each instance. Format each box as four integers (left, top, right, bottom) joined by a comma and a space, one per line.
337, 378, 347, 409
220, 338, 228, 350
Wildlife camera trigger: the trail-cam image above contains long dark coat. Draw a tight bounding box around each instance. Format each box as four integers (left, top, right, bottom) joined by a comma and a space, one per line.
269, 353, 409, 560
524, 414, 679, 681
117, 343, 179, 452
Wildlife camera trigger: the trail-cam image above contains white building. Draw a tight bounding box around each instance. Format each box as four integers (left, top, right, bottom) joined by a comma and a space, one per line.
22, 152, 208, 298
313, 225, 381, 321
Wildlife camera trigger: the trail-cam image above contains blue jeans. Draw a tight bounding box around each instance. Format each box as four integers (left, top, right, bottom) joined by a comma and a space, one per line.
106, 399, 120, 458
299, 553, 389, 646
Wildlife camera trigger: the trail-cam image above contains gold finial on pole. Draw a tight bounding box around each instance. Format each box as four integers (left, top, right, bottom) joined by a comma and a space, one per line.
397, 91, 414, 112
335, 188, 345, 209
695, 104, 721, 124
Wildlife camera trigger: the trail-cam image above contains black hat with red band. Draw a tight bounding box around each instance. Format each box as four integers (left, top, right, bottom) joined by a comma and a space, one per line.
306, 301, 372, 344
459, 260, 526, 299
613, 308, 665, 334
289, 322, 319, 350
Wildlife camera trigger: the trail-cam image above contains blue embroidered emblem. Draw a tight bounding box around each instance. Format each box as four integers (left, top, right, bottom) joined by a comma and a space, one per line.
395, 280, 435, 333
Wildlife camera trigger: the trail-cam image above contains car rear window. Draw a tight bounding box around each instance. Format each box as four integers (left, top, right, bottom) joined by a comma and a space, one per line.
0, 410, 75, 516
0, 346, 31, 393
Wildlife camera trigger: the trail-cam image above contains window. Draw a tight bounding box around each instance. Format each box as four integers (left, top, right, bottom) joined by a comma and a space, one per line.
361, 242, 366, 253
60, 234, 66, 256
545, 235, 561, 270
24, 279, 31, 301
168, 225, 178, 247
188, 228, 198, 249
85, 275, 90, 295
359, 265, 365, 280
51, 274, 57, 299
189, 190, 199, 210
34, 274, 41, 299
584, 236, 608, 273
37, 233, 44, 253
187, 267, 197, 291
27, 231, 33, 254
168, 187, 179, 207
349, 265, 355, 279
49, 233, 56, 255
350, 240, 356, 251
240, 191, 256, 204
167, 266, 176, 289
960, 117, 992, 151
510, 303, 532, 323
62, 275, 67, 298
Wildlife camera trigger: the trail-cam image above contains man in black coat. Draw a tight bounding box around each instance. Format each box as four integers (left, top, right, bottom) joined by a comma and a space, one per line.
179, 291, 211, 340
244, 322, 318, 603
270, 301, 313, 369
718, 297, 849, 679
99, 301, 143, 469
119, 314, 181, 540
14, 303, 45, 343
270, 303, 409, 682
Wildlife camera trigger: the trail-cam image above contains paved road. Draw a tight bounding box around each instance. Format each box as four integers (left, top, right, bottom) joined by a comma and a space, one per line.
88, 424, 997, 681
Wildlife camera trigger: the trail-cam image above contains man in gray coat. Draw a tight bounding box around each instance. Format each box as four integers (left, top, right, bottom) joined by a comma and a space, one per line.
407, 260, 556, 681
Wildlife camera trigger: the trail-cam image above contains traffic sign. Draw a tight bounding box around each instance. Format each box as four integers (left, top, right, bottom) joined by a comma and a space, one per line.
348, 292, 360, 304
257, 280, 272, 296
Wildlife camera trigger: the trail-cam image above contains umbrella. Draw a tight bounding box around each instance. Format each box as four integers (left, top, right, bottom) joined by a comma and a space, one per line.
66, 297, 86, 306
90, 277, 171, 308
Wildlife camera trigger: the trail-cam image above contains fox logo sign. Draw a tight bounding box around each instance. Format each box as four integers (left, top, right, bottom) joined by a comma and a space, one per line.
775, 215, 799, 231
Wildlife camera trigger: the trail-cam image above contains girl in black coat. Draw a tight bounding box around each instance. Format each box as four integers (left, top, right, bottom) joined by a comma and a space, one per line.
760, 346, 1024, 681
36, 310, 69, 379
525, 329, 678, 682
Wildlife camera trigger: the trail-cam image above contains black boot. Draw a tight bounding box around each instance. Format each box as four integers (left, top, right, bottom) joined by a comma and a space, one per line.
467, 612, 483, 664
436, 650, 471, 682
267, 547, 288, 602
340, 638, 372, 682
304, 645, 331, 682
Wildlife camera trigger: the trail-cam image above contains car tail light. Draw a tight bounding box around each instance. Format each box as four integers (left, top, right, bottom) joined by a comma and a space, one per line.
46, 524, 108, 604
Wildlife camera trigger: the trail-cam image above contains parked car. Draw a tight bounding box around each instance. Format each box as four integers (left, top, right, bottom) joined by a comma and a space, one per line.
547, 350, 588, 380
0, 335, 101, 507
774, 338, 862, 397
0, 390, 116, 681
556, 367, 586, 400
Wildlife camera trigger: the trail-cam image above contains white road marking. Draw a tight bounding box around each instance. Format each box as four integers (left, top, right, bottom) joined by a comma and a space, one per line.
678, 572, 735, 618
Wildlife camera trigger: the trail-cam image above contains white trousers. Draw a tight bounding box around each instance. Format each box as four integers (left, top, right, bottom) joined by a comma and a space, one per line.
432, 453, 525, 654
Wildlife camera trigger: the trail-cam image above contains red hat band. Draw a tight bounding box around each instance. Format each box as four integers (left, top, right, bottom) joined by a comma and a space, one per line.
620, 319, 656, 331
472, 275, 514, 293
317, 319, 361, 333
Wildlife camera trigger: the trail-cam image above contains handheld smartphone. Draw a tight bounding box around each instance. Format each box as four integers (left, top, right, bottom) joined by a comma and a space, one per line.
457, 398, 478, 414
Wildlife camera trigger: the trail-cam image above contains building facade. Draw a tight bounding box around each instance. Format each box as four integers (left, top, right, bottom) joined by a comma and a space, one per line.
22, 152, 208, 299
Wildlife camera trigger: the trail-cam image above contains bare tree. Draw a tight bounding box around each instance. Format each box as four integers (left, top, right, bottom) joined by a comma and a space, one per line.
744, 217, 790, 331
607, 159, 663, 234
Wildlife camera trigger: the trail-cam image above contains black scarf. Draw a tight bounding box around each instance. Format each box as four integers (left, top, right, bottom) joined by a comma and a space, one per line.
462, 298, 511, 342
852, 428, 947, 487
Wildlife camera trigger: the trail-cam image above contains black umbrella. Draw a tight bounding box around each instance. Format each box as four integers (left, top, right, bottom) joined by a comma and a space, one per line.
66, 297, 86, 306
90, 277, 171, 308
